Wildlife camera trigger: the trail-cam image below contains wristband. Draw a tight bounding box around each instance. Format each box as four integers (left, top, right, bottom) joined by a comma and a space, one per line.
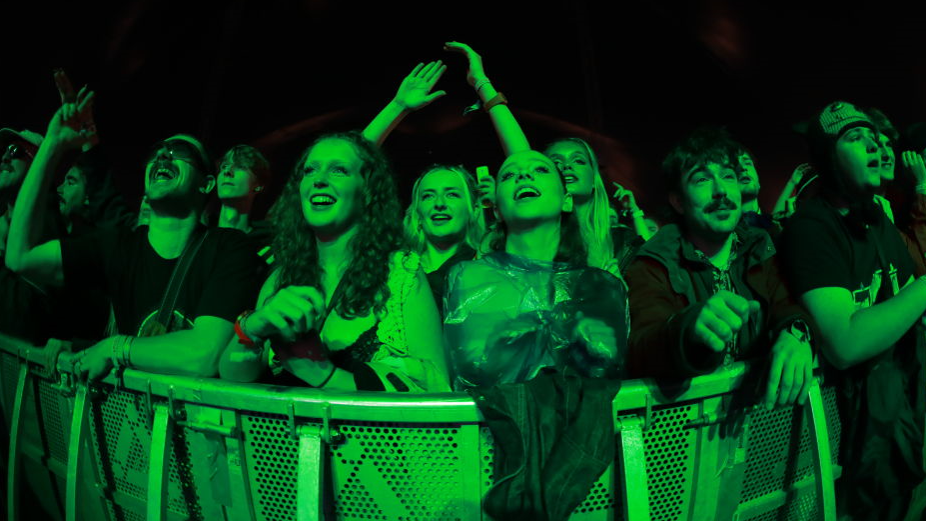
316, 364, 337, 388
483, 92, 508, 112
916, 183, 926, 195
474, 77, 492, 93
235, 310, 258, 347
630, 209, 645, 218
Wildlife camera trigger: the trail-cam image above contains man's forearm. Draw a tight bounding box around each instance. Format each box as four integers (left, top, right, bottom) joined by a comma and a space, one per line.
129, 328, 231, 377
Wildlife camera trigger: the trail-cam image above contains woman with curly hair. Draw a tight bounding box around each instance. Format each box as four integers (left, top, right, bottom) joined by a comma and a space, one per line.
220, 132, 450, 391
443, 150, 627, 390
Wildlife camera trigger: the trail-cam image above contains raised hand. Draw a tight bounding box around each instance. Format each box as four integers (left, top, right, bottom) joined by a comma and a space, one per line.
612, 182, 639, 211
689, 290, 761, 353
764, 329, 813, 409
393, 61, 447, 112
244, 286, 325, 343
902, 151, 926, 185
443, 41, 487, 88
46, 85, 96, 150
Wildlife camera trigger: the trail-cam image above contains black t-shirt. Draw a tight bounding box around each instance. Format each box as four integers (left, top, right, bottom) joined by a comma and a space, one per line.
61, 224, 259, 335
779, 197, 914, 303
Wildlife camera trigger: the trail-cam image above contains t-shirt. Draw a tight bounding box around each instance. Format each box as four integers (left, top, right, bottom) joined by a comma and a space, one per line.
779, 197, 913, 305
61, 224, 259, 335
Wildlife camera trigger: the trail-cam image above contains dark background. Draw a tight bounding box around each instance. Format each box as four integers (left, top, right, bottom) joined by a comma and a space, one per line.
3, 0, 925, 219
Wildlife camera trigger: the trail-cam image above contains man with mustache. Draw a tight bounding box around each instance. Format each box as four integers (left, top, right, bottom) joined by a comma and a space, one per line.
5, 89, 258, 381
624, 127, 814, 411
778, 102, 925, 520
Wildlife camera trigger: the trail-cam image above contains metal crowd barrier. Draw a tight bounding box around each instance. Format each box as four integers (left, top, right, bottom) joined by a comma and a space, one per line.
0, 334, 841, 521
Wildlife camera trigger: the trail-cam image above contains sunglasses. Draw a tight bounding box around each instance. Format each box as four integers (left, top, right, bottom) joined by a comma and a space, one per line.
146, 140, 208, 172
2, 142, 35, 162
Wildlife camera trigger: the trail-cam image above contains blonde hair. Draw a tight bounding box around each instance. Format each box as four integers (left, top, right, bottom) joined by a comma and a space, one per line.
403, 165, 486, 255
545, 138, 615, 270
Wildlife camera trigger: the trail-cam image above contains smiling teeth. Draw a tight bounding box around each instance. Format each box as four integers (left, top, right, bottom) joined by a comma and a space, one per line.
311, 195, 335, 204
515, 187, 540, 199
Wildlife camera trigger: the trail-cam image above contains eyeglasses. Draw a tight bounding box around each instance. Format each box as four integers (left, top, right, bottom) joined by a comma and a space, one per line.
2, 142, 35, 162
146, 140, 208, 172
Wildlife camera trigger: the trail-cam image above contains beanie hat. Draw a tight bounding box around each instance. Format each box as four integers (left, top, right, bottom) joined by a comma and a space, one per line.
806, 101, 876, 180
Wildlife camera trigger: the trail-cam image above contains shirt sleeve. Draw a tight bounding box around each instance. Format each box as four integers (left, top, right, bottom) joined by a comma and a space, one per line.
778, 213, 853, 295
194, 229, 260, 323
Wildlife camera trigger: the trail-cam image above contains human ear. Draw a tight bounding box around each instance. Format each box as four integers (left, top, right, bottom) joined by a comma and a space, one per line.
200, 175, 216, 194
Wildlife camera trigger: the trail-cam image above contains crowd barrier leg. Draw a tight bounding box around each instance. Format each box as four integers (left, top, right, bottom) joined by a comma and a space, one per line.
147, 401, 175, 521
65, 385, 89, 521
616, 416, 649, 521
806, 379, 836, 521
6, 362, 28, 521
296, 423, 329, 521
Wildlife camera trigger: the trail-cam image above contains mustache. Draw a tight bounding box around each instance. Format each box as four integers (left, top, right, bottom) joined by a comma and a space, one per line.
705, 197, 738, 213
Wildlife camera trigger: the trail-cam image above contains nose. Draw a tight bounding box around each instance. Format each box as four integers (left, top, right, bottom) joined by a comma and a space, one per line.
516, 170, 534, 181
222, 168, 234, 178
712, 179, 728, 198
56, 183, 64, 195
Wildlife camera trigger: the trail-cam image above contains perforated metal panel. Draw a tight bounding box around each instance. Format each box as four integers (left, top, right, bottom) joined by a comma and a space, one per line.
741, 404, 814, 503
331, 421, 473, 520
742, 490, 819, 521
643, 404, 698, 521
571, 465, 618, 518
36, 378, 69, 465
241, 412, 299, 521
88, 388, 204, 520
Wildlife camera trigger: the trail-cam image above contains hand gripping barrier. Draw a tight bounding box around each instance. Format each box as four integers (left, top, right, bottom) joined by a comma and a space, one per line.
0, 334, 842, 521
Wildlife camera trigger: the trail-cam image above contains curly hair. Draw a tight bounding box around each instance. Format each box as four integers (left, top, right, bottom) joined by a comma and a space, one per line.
544, 138, 615, 270
403, 164, 486, 255
268, 131, 405, 318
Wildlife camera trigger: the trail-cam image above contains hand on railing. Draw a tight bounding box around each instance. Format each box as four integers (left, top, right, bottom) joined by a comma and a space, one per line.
764, 329, 813, 409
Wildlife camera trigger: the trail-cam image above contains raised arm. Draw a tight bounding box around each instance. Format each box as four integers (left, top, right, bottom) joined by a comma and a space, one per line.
362, 61, 447, 146
771, 164, 811, 217
444, 42, 530, 156
613, 182, 653, 240
6, 87, 96, 288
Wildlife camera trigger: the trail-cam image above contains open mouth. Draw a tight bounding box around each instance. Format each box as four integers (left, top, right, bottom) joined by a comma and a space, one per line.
563, 174, 577, 184
309, 194, 337, 207
430, 213, 452, 223
151, 163, 177, 183
867, 159, 881, 169
514, 186, 542, 200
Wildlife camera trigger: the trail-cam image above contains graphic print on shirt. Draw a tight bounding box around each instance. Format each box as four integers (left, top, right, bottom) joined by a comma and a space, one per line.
851, 263, 900, 310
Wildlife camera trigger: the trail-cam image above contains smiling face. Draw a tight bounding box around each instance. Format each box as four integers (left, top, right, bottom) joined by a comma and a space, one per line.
735, 152, 760, 202
298, 138, 366, 238
57, 166, 88, 219
545, 140, 595, 201
834, 126, 882, 194
496, 151, 572, 231
416, 168, 471, 245
144, 137, 212, 209
876, 132, 895, 182
671, 161, 741, 242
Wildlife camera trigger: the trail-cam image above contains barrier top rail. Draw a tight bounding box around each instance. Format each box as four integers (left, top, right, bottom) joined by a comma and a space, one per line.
0, 332, 749, 422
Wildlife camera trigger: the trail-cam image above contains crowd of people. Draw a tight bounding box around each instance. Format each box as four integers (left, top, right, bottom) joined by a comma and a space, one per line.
3, 44, 926, 520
